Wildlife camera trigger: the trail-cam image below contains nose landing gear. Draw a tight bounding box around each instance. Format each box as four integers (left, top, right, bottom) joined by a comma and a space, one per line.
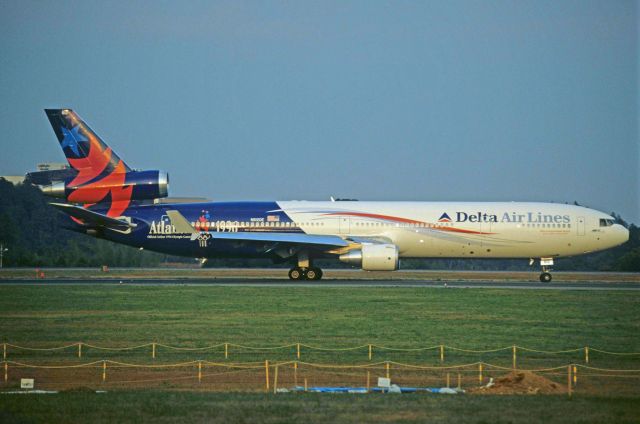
531, 258, 554, 283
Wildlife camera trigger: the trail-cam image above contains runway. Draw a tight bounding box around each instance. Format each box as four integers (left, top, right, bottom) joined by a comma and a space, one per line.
0, 278, 638, 290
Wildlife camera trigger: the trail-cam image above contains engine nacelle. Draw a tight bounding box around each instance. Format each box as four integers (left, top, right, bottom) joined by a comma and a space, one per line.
41, 170, 169, 203
339, 244, 399, 271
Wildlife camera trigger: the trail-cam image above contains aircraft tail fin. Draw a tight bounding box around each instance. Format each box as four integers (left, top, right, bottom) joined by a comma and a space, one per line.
44, 109, 131, 173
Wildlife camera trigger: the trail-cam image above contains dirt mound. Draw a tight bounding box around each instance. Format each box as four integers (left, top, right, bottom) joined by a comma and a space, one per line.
469, 371, 565, 395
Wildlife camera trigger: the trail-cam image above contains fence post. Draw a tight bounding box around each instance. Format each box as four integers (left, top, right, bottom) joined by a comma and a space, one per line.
446, 372, 450, 388
102, 361, 106, 382
225, 343, 228, 360
385, 361, 390, 380
440, 345, 444, 363
78, 343, 82, 358
152, 343, 156, 359
512, 345, 516, 369
573, 365, 577, 387
567, 365, 572, 397
3, 343, 5, 360
585, 346, 589, 364
297, 343, 300, 360
304, 378, 308, 392
273, 365, 279, 394
265, 360, 270, 392
478, 363, 483, 385
4, 362, 7, 383
368, 344, 372, 361
457, 373, 461, 389
294, 362, 298, 387
366, 370, 370, 392
198, 361, 202, 383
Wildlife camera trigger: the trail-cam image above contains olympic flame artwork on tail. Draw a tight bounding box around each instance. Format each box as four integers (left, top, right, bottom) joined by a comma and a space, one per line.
45, 109, 133, 217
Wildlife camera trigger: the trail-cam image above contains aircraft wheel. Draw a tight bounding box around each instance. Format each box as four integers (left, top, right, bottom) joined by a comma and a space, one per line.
288, 267, 304, 280
306, 267, 323, 281
539, 272, 552, 283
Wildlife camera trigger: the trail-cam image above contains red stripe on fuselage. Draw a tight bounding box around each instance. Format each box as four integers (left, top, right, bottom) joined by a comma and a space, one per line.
322, 212, 494, 235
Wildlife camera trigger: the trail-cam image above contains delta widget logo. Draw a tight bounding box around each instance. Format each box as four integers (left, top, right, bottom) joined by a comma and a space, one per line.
438, 213, 452, 222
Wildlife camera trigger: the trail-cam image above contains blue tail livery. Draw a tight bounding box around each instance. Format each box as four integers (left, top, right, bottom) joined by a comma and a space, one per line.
42, 109, 168, 217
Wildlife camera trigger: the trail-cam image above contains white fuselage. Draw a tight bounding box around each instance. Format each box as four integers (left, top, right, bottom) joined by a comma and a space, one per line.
277, 201, 629, 259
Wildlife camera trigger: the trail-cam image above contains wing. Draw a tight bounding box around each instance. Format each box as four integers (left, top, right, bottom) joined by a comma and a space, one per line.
165, 210, 349, 249
50, 203, 136, 231
346, 236, 393, 245
210, 232, 349, 248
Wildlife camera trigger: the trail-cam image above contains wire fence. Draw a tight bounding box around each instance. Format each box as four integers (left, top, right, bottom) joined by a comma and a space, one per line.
2, 341, 640, 395
3, 342, 640, 370
2, 359, 639, 396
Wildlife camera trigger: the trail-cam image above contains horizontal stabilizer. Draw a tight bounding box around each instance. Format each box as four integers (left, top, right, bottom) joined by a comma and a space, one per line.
50, 203, 136, 231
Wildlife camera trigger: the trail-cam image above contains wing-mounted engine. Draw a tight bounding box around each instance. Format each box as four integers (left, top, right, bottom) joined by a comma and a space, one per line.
40, 170, 169, 203
339, 243, 399, 271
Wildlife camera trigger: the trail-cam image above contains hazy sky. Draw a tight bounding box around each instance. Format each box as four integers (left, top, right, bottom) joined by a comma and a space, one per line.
1, 1, 638, 222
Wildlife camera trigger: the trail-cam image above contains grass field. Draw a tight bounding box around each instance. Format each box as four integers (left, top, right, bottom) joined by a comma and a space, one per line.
0, 283, 639, 422
2, 392, 639, 424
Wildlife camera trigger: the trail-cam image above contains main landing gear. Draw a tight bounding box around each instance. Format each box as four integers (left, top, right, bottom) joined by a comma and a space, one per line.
288, 266, 323, 281
531, 258, 554, 283
288, 251, 323, 281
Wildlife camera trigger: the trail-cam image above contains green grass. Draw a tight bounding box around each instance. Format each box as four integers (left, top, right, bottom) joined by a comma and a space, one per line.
0, 285, 639, 422
0, 286, 639, 369
1, 285, 638, 350
1, 392, 639, 424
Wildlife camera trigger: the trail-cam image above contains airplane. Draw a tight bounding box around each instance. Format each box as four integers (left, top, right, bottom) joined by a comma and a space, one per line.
36, 109, 629, 282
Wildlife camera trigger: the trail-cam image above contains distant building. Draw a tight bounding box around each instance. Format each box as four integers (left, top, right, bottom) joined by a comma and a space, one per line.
1, 162, 72, 186
36, 163, 68, 172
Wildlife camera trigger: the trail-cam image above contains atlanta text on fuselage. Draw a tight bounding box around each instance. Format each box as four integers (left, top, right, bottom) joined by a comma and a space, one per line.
37, 109, 629, 282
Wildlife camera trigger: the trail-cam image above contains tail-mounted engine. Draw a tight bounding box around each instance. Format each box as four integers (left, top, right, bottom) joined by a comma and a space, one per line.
40, 170, 169, 203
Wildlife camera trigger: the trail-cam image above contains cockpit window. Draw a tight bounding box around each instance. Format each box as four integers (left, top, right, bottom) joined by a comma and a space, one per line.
599, 219, 615, 227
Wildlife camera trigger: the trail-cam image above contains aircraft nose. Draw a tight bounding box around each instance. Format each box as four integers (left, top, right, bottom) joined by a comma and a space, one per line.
614, 224, 630, 246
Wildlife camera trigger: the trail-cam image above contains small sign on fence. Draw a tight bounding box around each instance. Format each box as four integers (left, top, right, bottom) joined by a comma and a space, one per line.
20, 378, 34, 389
377, 377, 390, 388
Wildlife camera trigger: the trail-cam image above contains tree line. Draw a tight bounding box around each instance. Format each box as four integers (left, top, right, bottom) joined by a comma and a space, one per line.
0, 179, 637, 271
0, 180, 168, 267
